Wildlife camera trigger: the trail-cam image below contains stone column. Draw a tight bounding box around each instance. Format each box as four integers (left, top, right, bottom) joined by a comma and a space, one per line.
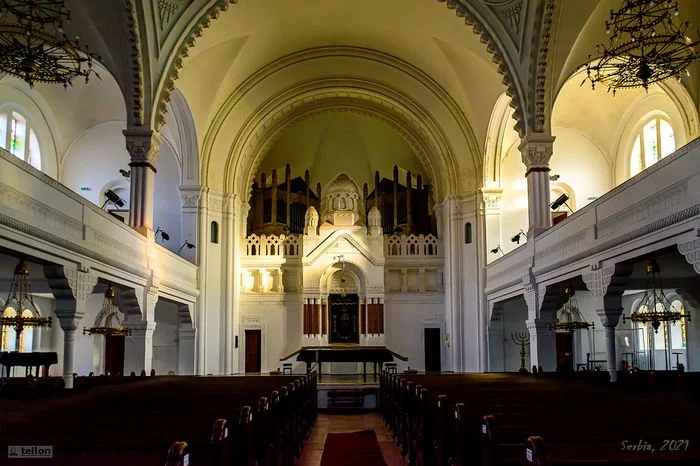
177, 304, 196, 375
124, 129, 162, 236
44, 265, 98, 389
583, 264, 631, 383
519, 135, 555, 234
482, 188, 503, 257
179, 186, 201, 263
119, 286, 159, 375
523, 280, 561, 371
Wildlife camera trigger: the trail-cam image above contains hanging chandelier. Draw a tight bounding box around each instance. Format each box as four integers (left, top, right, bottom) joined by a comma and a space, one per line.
582, 0, 699, 94
551, 286, 591, 333
83, 284, 131, 337
623, 260, 690, 333
0, 0, 100, 88
0, 260, 52, 342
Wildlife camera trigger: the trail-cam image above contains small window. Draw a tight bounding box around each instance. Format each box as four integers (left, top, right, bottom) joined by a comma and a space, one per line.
464, 222, 472, 244
1, 307, 18, 352
0, 109, 41, 170
629, 118, 675, 177
211, 221, 219, 244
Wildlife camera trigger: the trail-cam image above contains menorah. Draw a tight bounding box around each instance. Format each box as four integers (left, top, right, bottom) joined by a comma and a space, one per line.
511, 332, 530, 374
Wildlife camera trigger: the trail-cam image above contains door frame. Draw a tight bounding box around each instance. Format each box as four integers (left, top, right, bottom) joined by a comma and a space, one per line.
240, 314, 267, 373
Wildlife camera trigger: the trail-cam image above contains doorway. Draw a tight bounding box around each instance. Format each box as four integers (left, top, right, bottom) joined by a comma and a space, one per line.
105, 335, 125, 376
245, 329, 262, 373
555, 332, 574, 372
424, 328, 441, 372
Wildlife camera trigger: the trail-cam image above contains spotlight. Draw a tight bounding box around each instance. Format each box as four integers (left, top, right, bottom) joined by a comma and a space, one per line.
549, 174, 560, 181
119, 169, 131, 178
490, 246, 504, 256
511, 230, 527, 244
101, 189, 125, 209
155, 227, 170, 242
177, 240, 195, 254
550, 194, 573, 213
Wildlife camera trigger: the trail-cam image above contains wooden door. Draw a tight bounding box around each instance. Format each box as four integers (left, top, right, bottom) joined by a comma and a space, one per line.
424, 328, 442, 372
245, 330, 262, 373
105, 336, 125, 376
556, 332, 574, 372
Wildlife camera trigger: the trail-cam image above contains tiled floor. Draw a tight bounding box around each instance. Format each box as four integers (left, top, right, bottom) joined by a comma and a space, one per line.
297, 412, 406, 466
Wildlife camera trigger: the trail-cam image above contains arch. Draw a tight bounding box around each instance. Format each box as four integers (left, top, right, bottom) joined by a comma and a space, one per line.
162, 89, 199, 187
0, 82, 59, 178
318, 259, 369, 296
151, 0, 527, 138
483, 92, 519, 188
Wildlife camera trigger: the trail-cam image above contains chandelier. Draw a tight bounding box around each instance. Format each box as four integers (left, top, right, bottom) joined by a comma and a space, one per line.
0, 0, 100, 88
551, 286, 591, 333
0, 260, 52, 343
83, 284, 131, 337
582, 0, 699, 94
623, 260, 690, 333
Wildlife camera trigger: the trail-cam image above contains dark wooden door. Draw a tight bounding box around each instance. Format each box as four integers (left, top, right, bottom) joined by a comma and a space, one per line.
556, 332, 574, 372
424, 328, 441, 372
105, 336, 125, 376
245, 330, 262, 373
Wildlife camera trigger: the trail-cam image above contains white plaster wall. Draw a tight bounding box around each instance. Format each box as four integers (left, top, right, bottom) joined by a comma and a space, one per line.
384, 295, 444, 372
153, 301, 179, 375
61, 121, 130, 209
239, 298, 295, 373
153, 144, 182, 252
204, 228, 223, 373
499, 147, 528, 255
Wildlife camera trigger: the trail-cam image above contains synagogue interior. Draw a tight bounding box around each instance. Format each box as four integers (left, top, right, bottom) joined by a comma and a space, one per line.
0, 0, 699, 465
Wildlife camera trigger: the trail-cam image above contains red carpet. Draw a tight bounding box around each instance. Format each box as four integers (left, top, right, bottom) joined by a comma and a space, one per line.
320, 430, 388, 466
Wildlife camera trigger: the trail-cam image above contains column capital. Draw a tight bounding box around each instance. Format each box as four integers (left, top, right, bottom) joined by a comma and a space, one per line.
519, 135, 555, 171
678, 235, 700, 274
44, 265, 98, 329
124, 129, 162, 169
582, 265, 617, 297
179, 185, 202, 209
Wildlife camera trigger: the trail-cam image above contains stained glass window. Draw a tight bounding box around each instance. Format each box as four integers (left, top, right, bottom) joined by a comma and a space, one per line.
629, 118, 675, 177
0, 110, 41, 170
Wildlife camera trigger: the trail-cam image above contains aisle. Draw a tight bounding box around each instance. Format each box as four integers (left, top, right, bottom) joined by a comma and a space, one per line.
298, 413, 405, 466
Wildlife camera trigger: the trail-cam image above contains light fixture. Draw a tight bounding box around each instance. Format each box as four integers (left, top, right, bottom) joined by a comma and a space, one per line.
551, 286, 591, 334
623, 259, 691, 333
511, 230, 527, 244
0, 0, 101, 88
83, 284, 131, 337
119, 169, 130, 179
582, 0, 699, 95
549, 174, 560, 181
176, 240, 195, 254
155, 227, 170, 242
0, 260, 52, 346
490, 246, 504, 256
101, 189, 124, 209
550, 193, 573, 212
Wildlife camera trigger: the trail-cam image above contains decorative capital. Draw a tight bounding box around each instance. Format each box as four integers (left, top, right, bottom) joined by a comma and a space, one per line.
481, 188, 503, 212
678, 236, 700, 274
582, 265, 616, 298
124, 129, 162, 169
519, 135, 555, 171
179, 186, 202, 208
44, 265, 98, 302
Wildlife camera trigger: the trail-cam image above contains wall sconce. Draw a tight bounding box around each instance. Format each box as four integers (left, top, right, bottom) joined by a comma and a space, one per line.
549, 174, 560, 181
119, 169, 131, 179
101, 189, 125, 210
490, 246, 504, 256
155, 227, 170, 242
510, 230, 527, 244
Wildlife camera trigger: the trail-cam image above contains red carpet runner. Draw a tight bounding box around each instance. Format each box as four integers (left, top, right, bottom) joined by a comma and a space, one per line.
320, 430, 388, 466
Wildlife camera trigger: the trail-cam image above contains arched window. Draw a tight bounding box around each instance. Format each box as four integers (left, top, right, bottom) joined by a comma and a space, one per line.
0, 110, 41, 170
464, 222, 472, 244
211, 221, 219, 244
1, 307, 18, 352
18, 309, 34, 352
629, 118, 675, 177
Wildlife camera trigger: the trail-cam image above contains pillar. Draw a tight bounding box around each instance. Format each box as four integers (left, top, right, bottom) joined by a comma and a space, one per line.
519, 135, 555, 234
523, 281, 557, 371
120, 287, 159, 375
124, 129, 162, 236
583, 264, 632, 383
179, 186, 201, 263
44, 265, 98, 389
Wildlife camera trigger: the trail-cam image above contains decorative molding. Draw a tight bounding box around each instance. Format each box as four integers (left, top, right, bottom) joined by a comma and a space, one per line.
486, 0, 526, 49
582, 265, 616, 298
597, 181, 688, 238
536, 230, 587, 264
519, 135, 554, 169
153, 0, 236, 130
124, 129, 163, 166
439, 0, 526, 137
124, 0, 145, 127
179, 186, 201, 208
44, 265, 98, 302
529, 0, 555, 133
678, 237, 700, 274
